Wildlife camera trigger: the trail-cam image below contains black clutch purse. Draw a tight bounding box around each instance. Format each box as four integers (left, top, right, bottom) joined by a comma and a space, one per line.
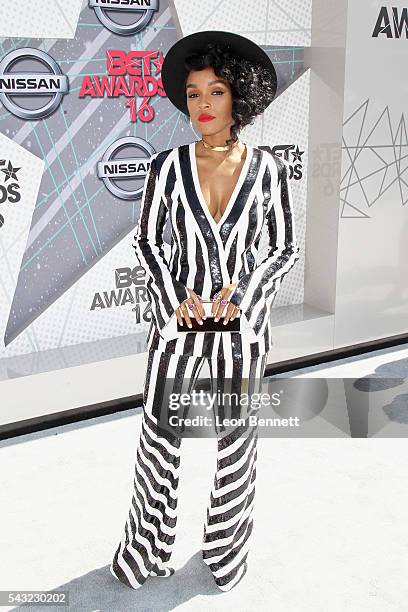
176, 300, 241, 333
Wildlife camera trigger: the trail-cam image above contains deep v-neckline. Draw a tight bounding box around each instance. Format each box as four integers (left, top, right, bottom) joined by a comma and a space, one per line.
190, 141, 252, 230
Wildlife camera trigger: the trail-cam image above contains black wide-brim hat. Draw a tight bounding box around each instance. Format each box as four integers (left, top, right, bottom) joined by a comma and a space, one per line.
161, 30, 277, 116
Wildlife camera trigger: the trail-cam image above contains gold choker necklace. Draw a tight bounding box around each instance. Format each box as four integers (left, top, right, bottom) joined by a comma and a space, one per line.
201, 138, 238, 152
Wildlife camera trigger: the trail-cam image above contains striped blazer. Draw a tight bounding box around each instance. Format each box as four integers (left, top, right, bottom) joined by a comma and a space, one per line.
133, 141, 300, 359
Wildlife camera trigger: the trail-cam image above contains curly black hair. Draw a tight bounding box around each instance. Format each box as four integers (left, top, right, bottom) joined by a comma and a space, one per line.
183, 41, 276, 149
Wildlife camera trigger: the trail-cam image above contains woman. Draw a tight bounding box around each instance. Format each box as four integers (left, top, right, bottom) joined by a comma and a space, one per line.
110, 30, 300, 592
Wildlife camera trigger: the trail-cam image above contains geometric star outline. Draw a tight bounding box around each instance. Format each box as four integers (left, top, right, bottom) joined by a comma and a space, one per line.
341, 98, 408, 218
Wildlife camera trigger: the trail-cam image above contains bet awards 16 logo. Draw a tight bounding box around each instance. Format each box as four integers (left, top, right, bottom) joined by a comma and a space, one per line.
0, 159, 21, 228
90, 265, 152, 324
260, 144, 304, 180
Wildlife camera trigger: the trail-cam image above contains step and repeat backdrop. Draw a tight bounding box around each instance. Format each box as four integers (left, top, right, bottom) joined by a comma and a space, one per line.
0, 0, 309, 370
335, 0, 408, 345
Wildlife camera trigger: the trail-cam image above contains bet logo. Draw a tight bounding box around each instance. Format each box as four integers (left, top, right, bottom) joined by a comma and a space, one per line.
0, 159, 22, 228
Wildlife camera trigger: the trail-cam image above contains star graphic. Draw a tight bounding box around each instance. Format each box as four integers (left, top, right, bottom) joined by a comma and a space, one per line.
1, 1, 308, 348
291, 145, 304, 163
1, 160, 21, 182
151, 50, 164, 76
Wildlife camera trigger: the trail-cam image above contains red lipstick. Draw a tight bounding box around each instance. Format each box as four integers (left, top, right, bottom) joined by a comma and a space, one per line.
198, 114, 215, 122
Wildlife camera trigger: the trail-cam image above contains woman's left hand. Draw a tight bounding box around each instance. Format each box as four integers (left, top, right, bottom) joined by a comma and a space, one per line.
211, 283, 240, 324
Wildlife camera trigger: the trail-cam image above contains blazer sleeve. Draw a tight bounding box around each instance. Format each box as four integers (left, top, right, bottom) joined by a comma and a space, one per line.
133, 153, 190, 333
229, 156, 300, 337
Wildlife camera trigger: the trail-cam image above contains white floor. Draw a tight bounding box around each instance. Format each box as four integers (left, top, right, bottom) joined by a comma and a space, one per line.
1, 343, 408, 611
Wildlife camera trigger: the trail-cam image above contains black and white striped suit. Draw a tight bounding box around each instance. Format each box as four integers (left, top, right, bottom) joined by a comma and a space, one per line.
110, 140, 300, 592
134, 141, 300, 359
110, 348, 268, 591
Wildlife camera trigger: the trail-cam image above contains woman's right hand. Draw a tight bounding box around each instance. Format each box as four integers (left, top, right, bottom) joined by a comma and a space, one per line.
175, 288, 206, 328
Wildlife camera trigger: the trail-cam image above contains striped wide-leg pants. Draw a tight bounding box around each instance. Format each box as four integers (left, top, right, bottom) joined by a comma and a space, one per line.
110, 347, 267, 592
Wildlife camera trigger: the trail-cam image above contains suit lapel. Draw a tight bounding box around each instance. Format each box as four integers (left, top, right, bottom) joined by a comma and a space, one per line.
177, 144, 225, 289
177, 143, 263, 292
218, 147, 262, 249
180, 143, 261, 250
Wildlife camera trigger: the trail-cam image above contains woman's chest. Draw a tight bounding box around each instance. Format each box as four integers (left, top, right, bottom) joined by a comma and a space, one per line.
195, 158, 247, 223
163, 144, 272, 243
